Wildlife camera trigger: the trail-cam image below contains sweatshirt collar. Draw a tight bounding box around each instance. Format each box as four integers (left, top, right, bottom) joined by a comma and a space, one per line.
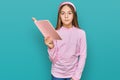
61, 26, 74, 30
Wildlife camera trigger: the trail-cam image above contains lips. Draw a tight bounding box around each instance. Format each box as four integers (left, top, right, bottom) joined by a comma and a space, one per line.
65, 20, 69, 21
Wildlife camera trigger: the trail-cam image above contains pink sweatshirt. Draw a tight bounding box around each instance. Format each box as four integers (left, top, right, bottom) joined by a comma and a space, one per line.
47, 26, 87, 80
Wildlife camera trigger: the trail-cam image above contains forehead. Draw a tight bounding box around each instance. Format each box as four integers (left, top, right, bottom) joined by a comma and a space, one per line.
60, 5, 72, 12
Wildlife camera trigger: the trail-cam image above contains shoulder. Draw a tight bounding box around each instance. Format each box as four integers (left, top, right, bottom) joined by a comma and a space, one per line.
74, 27, 86, 36
55, 29, 60, 34
55, 27, 62, 33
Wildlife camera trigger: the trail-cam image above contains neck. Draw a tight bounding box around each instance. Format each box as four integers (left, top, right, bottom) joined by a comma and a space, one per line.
63, 23, 73, 28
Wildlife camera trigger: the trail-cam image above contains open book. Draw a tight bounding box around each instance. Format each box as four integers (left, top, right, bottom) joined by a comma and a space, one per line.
34, 20, 62, 40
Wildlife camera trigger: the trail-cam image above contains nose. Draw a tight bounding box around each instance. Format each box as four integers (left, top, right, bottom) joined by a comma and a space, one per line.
65, 13, 68, 18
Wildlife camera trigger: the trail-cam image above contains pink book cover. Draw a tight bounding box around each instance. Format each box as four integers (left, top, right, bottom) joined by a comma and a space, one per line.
34, 20, 62, 40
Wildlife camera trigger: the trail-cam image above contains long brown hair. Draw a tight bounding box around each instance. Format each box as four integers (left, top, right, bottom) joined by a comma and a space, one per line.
56, 4, 80, 30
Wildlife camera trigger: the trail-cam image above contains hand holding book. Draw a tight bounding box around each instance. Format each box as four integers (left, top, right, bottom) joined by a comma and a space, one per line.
44, 36, 54, 49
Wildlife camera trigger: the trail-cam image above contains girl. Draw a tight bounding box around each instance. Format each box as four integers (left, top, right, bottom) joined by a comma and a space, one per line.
33, 1, 87, 80
45, 2, 87, 80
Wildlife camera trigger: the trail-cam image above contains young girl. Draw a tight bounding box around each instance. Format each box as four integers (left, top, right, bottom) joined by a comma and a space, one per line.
45, 2, 87, 80
33, 1, 87, 80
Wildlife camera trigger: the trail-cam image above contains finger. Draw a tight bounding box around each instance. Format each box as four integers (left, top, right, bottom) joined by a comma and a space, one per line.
44, 37, 47, 41
45, 36, 51, 41
48, 36, 53, 41
44, 36, 53, 45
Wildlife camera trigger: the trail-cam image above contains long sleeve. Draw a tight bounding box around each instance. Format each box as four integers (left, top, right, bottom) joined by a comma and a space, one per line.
47, 40, 58, 64
72, 31, 87, 80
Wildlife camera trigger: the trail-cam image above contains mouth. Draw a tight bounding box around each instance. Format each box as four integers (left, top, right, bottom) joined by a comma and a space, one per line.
65, 20, 69, 21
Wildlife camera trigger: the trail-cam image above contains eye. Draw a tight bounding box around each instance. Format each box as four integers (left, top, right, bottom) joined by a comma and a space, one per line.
60, 12, 65, 15
68, 12, 73, 15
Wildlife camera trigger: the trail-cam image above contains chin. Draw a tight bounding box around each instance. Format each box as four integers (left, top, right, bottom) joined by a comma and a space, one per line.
63, 22, 71, 25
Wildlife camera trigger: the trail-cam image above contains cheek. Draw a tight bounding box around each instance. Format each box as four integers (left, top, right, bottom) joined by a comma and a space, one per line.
70, 15, 73, 20
60, 16, 65, 22
60, 15, 64, 20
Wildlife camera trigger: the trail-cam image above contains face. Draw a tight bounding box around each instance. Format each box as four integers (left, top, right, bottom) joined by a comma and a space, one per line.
60, 5, 73, 27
